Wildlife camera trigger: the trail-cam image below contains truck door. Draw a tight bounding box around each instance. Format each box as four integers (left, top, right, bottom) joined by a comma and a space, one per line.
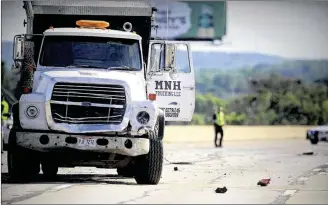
146, 40, 195, 122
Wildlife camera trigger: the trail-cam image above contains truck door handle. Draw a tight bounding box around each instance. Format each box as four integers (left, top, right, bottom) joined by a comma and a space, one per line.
183, 86, 194, 90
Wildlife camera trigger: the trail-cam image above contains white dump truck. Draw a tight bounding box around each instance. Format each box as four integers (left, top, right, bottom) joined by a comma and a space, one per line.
7, 0, 195, 184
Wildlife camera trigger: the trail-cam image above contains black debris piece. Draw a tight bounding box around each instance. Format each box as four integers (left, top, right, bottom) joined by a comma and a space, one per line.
302, 151, 314, 155
215, 186, 228, 193
174, 167, 178, 171
170, 162, 193, 165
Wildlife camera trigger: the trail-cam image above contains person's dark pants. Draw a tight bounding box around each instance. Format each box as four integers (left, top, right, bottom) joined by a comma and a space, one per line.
214, 124, 224, 147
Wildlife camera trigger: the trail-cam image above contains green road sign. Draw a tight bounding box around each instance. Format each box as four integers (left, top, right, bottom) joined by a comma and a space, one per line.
151, 1, 226, 40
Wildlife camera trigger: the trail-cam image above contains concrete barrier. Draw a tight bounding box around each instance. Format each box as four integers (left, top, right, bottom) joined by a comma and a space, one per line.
163, 125, 313, 143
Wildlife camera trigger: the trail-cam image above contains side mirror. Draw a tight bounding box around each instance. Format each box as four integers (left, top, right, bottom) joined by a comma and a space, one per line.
13, 35, 25, 61
164, 44, 176, 71
12, 35, 25, 75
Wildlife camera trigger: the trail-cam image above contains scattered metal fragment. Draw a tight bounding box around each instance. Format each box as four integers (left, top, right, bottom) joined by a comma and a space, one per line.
215, 186, 228, 193
257, 178, 271, 186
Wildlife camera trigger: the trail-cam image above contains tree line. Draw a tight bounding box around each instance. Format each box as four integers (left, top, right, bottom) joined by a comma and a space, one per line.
2, 60, 328, 125
192, 60, 328, 125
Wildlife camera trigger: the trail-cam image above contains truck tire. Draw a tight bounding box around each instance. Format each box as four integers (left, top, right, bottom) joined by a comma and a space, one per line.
41, 161, 58, 179
7, 130, 40, 181
134, 120, 163, 185
8, 145, 40, 180
117, 166, 135, 177
310, 136, 319, 145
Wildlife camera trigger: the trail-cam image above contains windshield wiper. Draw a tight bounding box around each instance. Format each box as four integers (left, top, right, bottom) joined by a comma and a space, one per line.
107, 66, 138, 71
66, 64, 104, 69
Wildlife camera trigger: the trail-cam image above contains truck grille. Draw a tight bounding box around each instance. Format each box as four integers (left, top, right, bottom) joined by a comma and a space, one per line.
50, 82, 126, 124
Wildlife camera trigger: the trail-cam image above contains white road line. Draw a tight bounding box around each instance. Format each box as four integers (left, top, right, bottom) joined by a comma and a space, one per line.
50, 184, 73, 192
283, 189, 297, 196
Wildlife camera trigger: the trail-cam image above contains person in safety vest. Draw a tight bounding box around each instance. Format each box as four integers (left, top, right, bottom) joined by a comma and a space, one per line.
212, 106, 225, 147
1, 96, 9, 122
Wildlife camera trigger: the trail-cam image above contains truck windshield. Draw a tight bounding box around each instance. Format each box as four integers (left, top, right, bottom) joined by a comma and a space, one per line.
39, 36, 142, 70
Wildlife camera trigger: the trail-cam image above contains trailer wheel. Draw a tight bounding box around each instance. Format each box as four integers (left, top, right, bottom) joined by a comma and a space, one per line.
134, 120, 163, 185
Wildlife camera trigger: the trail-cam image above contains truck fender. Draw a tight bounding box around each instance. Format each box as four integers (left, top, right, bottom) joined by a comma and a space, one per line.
157, 109, 165, 140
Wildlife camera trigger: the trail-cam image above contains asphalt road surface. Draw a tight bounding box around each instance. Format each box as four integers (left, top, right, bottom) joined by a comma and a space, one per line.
1, 139, 328, 204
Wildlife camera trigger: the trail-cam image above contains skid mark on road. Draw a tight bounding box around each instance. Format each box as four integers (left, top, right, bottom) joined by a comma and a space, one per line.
290, 163, 328, 186
50, 184, 73, 192
117, 188, 163, 204
283, 189, 297, 196
2, 186, 57, 205
270, 163, 328, 204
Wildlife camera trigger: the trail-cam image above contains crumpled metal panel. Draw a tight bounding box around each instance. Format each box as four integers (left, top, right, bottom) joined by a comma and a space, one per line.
30, 0, 153, 16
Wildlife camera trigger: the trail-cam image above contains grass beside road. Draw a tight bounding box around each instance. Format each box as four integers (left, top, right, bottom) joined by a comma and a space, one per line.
163, 125, 313, 144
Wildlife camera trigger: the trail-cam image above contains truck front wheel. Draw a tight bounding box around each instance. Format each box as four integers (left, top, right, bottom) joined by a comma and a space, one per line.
41, 161, 58, 179
8, 146, 40, 180
117, 166, 135, 177
134, 120, 163, 185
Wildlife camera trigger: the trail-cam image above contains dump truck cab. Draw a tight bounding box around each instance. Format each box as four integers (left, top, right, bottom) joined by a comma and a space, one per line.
7, 0, 195, 185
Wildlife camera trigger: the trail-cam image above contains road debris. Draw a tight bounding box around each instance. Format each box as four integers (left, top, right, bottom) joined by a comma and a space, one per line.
257, 178, 271, 186
215, 186, 228, 193
174, 167, 178, 171
170, 162, 193, 165
302, 151, 314, 155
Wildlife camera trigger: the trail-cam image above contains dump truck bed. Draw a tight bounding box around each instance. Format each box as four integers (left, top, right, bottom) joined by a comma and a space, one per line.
23, 0, 154, 63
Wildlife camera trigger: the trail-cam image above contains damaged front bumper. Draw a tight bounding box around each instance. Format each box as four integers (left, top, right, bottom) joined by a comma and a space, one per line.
15, 131, 150, 157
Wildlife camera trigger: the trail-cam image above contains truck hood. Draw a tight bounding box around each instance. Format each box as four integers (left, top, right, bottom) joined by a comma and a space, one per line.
34, 69, 146, 101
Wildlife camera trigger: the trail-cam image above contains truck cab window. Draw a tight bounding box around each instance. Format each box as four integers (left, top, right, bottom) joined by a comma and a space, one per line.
149, 43, 165, 72
175, 44, 190, 73
40, 36, 142, 70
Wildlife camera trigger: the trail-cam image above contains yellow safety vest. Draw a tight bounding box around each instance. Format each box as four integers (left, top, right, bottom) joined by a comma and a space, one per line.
216, 111, 225, 126
2, 100, 9, 121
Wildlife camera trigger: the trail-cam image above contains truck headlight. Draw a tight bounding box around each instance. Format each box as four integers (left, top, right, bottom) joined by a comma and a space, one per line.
136, 111, 150, 125
25, 105, 39, 119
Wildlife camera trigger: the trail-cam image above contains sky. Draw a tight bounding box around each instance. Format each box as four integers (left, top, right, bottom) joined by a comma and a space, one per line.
1, 0, 328, 60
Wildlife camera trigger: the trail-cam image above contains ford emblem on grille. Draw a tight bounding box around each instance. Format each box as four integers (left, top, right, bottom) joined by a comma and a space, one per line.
82, 102, 92, 107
